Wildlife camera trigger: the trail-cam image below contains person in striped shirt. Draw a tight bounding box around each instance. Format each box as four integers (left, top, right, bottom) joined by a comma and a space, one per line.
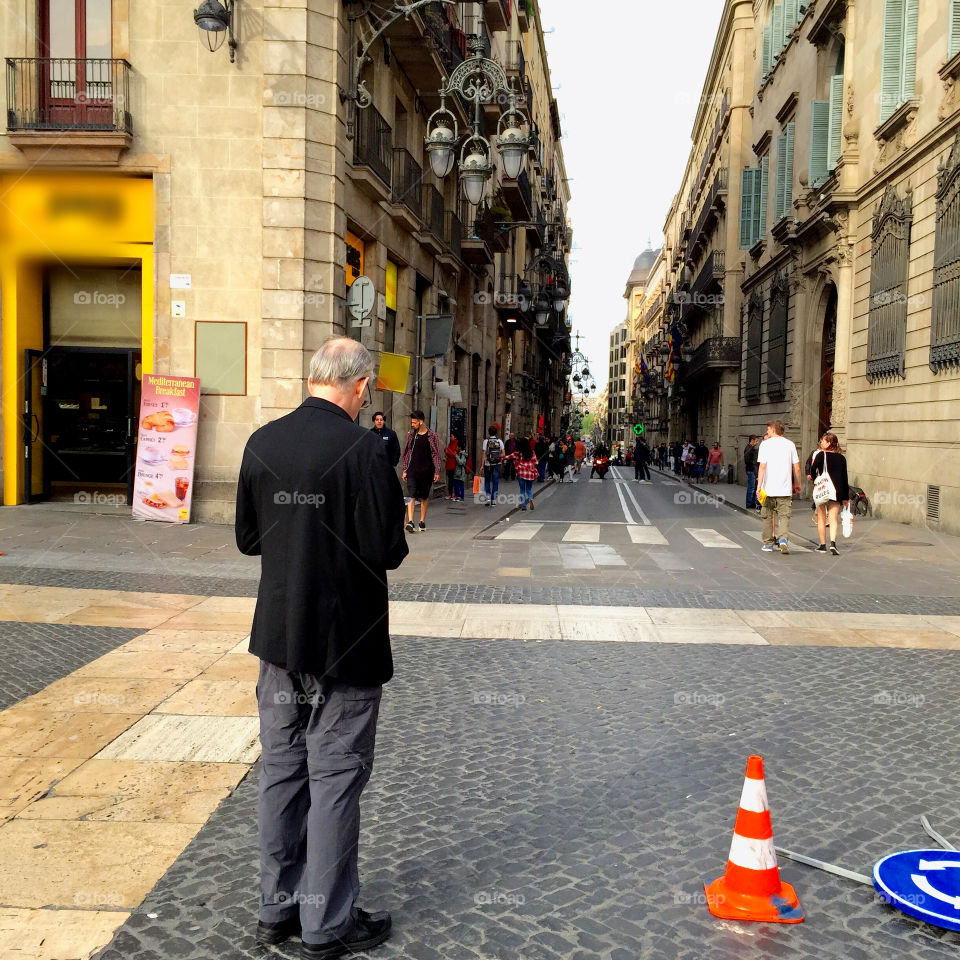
504, 437, 540, 511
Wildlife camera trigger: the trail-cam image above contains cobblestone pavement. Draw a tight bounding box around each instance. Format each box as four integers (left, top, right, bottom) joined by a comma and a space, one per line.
0, 621, 142, 710
90, 637, 960, 960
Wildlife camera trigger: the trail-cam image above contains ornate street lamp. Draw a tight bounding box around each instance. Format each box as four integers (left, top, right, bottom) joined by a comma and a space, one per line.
424, 97, 458, 178
193, 0, 237, 61
459, 133, 495, 206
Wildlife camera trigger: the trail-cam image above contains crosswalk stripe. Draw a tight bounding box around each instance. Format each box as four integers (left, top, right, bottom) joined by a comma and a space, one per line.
686, 528, 741, 549
495, 523, 543, 541
563, 523, 601, 543
742, 530, 811, 552
628, 526, 668, 545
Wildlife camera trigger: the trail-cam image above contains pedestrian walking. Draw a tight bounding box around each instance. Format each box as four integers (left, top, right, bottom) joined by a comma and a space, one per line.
443, 435, 459, 500
370, 411, 401, 467
535, 433, 549, 482
633, 437, 651, 482
453, 445, 467, 501
401, 410, 441, 532
574, 437, 586, 474
563, 437, 576, 481
504, 436, 539, 510
706, 442, 724, 484
743, 435, 760, 508
236, 337, 407, 958
756, 419, 801, 554
810, 432, 850, 555
480, 425, 504, 506
672, 440, 684, 476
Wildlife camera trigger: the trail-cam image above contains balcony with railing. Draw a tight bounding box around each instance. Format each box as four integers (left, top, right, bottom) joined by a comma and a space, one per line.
485, 0, 511, 32
680, 335, 740, 382
496, 273, 530, 312
352, 104, 392, 195
443, 209, 463, 261
391, 148, 423, 224
423, 2, 466, 75
388, 2, 467, 106
5, 57, 132, 161
418, 183, 446, 253
690, 249, 725, 298
460, 205, 497, 265
503, 166, 532, 219
687, 167, 728, 261
504, 40, 526, 86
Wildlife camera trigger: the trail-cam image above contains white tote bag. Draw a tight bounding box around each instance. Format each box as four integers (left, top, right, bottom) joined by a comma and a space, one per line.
812, 450, 837, 506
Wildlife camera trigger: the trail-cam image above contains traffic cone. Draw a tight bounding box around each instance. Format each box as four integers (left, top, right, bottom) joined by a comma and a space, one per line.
704, 755, 804, 923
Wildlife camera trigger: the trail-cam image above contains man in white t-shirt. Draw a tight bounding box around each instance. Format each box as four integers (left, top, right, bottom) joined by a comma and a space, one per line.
756, 418, 801, 554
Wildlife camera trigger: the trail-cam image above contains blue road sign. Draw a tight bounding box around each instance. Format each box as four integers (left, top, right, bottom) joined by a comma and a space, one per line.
874, 849, 960, 932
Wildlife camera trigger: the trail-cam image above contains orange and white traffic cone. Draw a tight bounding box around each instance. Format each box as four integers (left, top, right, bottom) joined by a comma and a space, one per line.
704, 755, 804, 923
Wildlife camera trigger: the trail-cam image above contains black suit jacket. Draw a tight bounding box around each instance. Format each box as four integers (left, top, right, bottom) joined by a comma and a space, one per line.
235, 397, 408, 685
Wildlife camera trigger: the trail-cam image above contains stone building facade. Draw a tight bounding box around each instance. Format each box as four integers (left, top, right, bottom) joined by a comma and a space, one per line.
642, 0, 960, 533
0, 0, 569, 521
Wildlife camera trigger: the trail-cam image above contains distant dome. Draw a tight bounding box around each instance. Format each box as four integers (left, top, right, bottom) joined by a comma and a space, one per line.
626, 246, 661, 287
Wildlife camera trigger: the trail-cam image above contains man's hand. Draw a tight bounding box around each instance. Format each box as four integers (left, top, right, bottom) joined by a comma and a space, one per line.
433, 473, 440, 483
402, 471, 407, 481
793, 483, 802, 495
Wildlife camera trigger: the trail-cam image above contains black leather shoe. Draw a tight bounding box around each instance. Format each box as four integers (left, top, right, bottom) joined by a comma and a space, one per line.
256, 915, 301, 945
301, 909, 392, 959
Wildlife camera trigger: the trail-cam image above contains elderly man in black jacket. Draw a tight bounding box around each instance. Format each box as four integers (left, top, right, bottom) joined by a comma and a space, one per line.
236, 336, 408, 960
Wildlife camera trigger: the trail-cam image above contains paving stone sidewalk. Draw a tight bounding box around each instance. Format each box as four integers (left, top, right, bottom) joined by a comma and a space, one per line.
91, 637, 960, 960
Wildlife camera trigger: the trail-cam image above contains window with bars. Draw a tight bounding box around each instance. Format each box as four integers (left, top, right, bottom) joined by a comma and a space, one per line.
767, 273, 789, 396
879, 0, 919, 124
774, 123, 795, 222
931, 134, 960, 372
950, 0, 960, 58
745, 289, 764, 401
739, 155, 769, 248
867, 183, 912, 383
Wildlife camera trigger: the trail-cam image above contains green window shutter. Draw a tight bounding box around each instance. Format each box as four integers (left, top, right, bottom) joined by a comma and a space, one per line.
785, 0, 799, 31
775, 135, 787, 221
880, 0, 905, 123
827, 74, 844, 171
810, 100, 830, 186
740, 169, 757, 248
903, 0, 919, 100
784, 122, 795, 214
773, 3, 785, 57
951, 0, 960, 58
762, 24, 772, 76
758, 154, 770, 239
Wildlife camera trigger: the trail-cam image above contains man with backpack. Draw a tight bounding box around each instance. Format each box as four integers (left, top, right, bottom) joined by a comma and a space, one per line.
480, 426, 504, 506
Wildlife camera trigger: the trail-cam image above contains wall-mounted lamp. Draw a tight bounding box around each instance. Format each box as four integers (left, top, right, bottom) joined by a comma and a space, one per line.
194, 0, 237, 63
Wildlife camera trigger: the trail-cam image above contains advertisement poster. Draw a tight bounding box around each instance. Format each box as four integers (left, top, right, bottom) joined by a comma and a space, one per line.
131, 374, 200, 523
377, 352, 411, 393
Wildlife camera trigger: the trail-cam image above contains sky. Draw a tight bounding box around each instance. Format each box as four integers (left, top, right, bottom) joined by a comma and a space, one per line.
541, 0, 725, 388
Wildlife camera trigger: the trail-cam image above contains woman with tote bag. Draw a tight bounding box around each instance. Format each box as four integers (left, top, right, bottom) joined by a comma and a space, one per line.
810, 433, 850, 555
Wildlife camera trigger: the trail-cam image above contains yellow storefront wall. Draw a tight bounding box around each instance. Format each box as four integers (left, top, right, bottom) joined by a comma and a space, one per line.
0, 174, 154, 505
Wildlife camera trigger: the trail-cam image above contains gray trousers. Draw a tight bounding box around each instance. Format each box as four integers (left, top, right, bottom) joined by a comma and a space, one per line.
256, 659, 382, 941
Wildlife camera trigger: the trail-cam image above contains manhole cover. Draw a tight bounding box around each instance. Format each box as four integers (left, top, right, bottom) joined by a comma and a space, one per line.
880, 540, 934, 546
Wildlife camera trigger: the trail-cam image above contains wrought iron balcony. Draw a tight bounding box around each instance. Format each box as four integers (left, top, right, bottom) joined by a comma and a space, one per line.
423, 2, 465, 76
422, 184, 445, 241
353, 104, 392, 186
681, 336, 740, 381
504, 40, 526, 85
444, 209, 463, 260
687, 167, 728, 261
6, 57, 132, 133
391, 148, 422, 218
690, 249, 725, 298
484, 0, 512, 32
496, 273, 530, 311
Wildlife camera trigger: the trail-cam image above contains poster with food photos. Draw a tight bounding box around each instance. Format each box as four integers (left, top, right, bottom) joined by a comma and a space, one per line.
131, 374, 200, 523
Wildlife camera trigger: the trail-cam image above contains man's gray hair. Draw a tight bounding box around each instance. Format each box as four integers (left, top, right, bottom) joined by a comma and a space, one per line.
309, 337, 374, 390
